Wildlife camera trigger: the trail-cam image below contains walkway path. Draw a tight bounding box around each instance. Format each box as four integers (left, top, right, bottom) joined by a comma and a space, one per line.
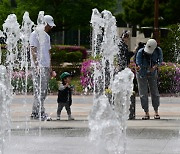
4, 95, 180, 154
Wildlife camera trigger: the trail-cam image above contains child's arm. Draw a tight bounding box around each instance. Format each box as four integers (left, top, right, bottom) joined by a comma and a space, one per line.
59, 83, 69, 91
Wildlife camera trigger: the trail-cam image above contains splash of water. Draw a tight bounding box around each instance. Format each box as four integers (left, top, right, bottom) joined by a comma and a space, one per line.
0, 65, 13, 154
20, 12, 34, 133
3, 14, 20, 70
0, 30, 5, 64
20, 12, 34, 70
34, 11, 46, 135
0, 11, 34, 153
175, 25, 180, 63
89, 9, 134, 153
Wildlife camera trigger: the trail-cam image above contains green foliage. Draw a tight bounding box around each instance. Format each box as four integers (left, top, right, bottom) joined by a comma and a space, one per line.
0, 0, 14, 29
48, 78, 58, 93
158, 64, 176, 93
12, 77, 59, 94
160, 24, 180, 63
51, 45, 85, 65
49, 76, 84, 94
51, 49, 67, 65
122, 0, 154, 26
66, 51, 82, 63
71, 76, 83, 93
12, 78, 33, 93
52, 65, 81, 81
0, 49, 7, 65
0, 0, 117, 31
122, 0, 180, 27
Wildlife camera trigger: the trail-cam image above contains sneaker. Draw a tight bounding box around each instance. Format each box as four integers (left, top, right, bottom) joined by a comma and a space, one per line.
68, 116, 75, 121
57, 116, 60, 120
41, 113, 52, 121
30, 113, 39, 119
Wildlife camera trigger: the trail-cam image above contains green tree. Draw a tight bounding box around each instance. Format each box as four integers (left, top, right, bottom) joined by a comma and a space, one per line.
0, 0, 14, 29
160, 24, 180, 63
0, 0, 117, 31
121, 0, 180, 27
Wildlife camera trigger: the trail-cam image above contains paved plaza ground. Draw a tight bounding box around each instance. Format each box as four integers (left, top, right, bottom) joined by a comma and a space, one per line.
3, 95, 180, 154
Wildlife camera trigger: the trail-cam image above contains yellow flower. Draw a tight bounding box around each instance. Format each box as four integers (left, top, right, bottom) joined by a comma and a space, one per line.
105, 88, 112, 94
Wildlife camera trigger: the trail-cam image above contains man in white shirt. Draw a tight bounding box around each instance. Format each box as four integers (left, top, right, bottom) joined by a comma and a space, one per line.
29, 15, 55, 120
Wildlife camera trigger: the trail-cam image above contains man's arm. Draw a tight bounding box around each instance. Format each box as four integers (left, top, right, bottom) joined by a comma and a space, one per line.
135, 49, 143, 71
31, 46, 38, 67
49, 50, 52, 72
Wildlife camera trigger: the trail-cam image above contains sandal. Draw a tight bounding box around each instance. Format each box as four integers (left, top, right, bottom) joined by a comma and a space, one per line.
142, 115, 150, 120
154, 115, 160, 119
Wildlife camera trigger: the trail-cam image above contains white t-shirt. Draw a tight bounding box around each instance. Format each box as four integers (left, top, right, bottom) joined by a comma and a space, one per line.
29, 31, 51, 67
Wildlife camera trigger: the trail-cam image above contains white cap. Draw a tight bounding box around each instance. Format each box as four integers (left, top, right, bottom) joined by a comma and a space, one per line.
144, 39, 157, 54
44, 15, 56, 27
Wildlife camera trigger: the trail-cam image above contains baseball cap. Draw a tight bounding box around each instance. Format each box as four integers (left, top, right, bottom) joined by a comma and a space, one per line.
60, 72, 71, 80
44, 15, 56, 27
144, 39, 157, 54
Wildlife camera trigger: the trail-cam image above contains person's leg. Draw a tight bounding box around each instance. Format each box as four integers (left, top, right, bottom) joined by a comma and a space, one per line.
39, 67, 50, 115
148, 72, 160, 118
136, 73, 149, 119
65, 104, 74, 120
57, 103, 64, 120
31, 68, 40, 117
129, 91, 136, 120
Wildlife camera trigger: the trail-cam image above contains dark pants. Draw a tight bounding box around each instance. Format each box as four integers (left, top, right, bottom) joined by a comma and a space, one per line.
129, 92, 136, 119
57, 103, 71, 116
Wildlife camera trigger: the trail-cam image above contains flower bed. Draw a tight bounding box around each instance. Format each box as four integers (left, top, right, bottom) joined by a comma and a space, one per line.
11, 70, 58, 94
80, 59, 180, 94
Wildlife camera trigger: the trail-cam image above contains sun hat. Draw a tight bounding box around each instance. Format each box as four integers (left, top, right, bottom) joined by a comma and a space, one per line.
144, 39, 157, 54
60, 72, 71, 80
44, 15, 56, 27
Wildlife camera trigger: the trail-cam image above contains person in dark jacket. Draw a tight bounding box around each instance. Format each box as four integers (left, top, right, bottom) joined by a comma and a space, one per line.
117, 30, 134, 71
57, 72, 74, 120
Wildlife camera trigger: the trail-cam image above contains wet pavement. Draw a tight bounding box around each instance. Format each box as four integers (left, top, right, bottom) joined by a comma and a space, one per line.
3, 95, 180, 154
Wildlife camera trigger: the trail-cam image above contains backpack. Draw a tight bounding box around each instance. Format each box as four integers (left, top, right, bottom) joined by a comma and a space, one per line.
133, 42, 145, 64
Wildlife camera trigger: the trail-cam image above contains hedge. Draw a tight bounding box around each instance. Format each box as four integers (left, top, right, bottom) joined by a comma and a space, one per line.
51, 45, 87, 65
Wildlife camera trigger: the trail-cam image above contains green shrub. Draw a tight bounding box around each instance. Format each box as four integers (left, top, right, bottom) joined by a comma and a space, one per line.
12, 78, 33, 93
51, 45, 87, 65
1, 49, 7, 65
51, 50, 67, 65
11, 70, 59, 94
160, 24, 180, 63
48, 78, 59, 93
66, 51, 82, 63
71, 76, 83, 93
158, 63, 177, 93
52, 65, 81, 81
